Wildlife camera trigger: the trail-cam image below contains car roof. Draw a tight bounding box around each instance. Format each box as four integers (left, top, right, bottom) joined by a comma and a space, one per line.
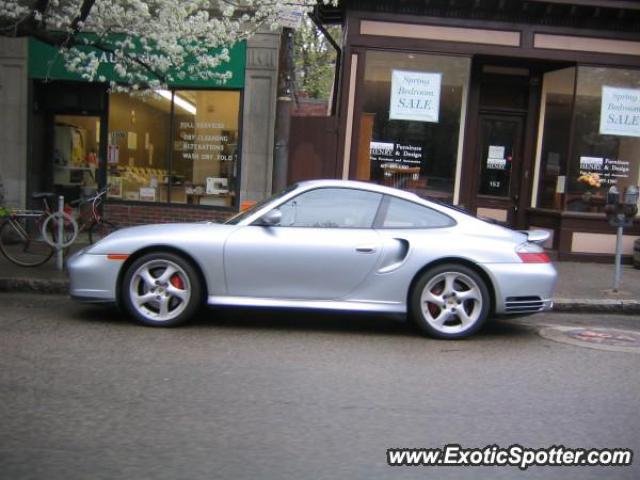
291, 179, 481, 225
294, 179, 427, 203
235, 178, 478, 227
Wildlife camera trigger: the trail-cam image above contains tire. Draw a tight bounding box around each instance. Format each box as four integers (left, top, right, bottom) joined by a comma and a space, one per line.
0, 217, 54, 267
88, 220, 118, 244
121, 252, 202, 327
410, 263, 490, 339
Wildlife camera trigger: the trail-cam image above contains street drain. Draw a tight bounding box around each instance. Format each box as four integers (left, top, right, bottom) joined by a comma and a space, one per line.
538, 326, 640, 354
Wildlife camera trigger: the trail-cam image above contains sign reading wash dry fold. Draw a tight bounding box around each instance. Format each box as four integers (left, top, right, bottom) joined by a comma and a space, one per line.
28, 36, 246, 89
389, 70, 442, 123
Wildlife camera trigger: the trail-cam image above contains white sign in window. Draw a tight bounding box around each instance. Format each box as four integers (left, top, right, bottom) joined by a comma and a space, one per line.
389, 70, 441, 123
599, 86, 640, 137
579, 156, 604, 171
488, 145, 505, 160
487, 158, 507, 170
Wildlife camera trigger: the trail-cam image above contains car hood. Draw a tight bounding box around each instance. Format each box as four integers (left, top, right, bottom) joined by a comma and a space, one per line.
87, 222, 232, 255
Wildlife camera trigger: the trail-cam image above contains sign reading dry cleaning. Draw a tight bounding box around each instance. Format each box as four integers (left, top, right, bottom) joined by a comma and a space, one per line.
389, 70, 442, 123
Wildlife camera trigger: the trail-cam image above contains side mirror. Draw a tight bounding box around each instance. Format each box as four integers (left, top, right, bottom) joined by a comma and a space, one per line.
258, 209, 282, 226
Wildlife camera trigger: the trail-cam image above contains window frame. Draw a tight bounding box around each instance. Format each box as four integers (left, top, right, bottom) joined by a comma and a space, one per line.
373, 195, 456, 229
533, 63, 640, 215
252, 187, 385, 229
103, 87, 244, 212
352, 48, 472, 204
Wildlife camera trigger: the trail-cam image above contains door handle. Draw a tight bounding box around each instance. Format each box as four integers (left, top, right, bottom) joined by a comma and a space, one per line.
356, 245, 376, 254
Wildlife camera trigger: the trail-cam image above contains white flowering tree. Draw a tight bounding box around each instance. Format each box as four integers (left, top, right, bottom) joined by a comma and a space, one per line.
0, 0, 335, 90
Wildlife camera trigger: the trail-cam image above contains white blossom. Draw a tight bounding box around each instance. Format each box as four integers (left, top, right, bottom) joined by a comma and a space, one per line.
0, 0, 338, 90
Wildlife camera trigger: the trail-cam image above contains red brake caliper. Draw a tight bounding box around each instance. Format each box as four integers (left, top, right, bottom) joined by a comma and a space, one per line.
428, 284, 443, 317
170, 274, 184, 289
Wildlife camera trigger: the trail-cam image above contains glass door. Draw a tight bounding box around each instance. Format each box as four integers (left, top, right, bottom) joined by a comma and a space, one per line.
475, 114, 524, 226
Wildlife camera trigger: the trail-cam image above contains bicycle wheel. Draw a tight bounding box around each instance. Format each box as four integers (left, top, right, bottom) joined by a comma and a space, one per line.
88, 220, 118, 244
40, 211, 78, 249
0, 217, 55, 267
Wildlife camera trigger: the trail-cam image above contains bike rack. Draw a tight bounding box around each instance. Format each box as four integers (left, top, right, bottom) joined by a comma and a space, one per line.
40, 195, 79, 271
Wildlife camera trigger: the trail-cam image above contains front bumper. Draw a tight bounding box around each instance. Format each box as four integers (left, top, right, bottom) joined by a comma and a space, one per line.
484, 262, 557, 315
67, 250, 122, 303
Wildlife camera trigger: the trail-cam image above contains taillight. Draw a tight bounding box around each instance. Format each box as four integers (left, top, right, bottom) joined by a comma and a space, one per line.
516, 242, 551, 263
517, 252, 551, 263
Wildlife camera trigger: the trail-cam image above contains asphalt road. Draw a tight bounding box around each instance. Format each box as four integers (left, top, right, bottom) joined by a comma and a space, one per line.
1, 293, 638, 480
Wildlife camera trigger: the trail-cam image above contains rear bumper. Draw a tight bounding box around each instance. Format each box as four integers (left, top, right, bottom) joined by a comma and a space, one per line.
484, 262, 557, 315
67, 250, 120, 303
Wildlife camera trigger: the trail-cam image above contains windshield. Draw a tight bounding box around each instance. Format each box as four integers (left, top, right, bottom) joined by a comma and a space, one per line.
224, 184, 298, 225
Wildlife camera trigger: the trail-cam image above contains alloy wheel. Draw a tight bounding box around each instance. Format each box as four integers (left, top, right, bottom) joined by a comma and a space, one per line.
129, 259, 191, 322
420, 271, 483, 335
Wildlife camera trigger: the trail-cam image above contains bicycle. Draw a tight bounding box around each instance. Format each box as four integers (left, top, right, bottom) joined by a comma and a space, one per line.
0, 188, 118, 267
0, 193, 74, 267
40, 187, 118, 247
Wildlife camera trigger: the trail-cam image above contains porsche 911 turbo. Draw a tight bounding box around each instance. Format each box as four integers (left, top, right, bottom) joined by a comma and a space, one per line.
68, 180, 557, 339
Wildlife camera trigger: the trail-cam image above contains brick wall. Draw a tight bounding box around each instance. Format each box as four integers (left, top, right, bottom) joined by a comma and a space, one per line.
105, 202, 234, 226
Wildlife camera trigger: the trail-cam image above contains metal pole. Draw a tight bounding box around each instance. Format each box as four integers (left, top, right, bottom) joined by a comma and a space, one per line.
273, 27, 294, 193
57, 195, 64, 271
613, 222, 623, 292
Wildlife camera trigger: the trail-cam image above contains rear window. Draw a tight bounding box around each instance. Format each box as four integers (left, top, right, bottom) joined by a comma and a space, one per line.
380, 197, 454, 229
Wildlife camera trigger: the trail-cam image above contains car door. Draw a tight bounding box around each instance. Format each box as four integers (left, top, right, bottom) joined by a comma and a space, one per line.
224, 187, 383, 300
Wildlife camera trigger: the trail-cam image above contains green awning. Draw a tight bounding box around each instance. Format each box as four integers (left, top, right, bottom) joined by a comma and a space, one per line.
28, 36, 246, 89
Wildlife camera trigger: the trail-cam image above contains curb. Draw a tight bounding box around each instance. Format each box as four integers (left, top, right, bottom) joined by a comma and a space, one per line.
553, 298, 640, 315
0, 277, 69, 295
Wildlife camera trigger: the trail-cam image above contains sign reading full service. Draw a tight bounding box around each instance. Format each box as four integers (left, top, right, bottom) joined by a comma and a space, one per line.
599, 86, 640, 137
389, 70, 441, 123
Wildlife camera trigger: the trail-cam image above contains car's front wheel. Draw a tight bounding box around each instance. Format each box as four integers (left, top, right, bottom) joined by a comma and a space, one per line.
122, 252, 202, 327
410, 263, 490, 339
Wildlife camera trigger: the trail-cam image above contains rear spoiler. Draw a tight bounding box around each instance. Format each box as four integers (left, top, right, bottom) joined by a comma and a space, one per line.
520, 230, 550, 245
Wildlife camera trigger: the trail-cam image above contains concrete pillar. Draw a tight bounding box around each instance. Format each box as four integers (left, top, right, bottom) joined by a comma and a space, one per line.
0, 37, 28, 208
240, 29, 280, 204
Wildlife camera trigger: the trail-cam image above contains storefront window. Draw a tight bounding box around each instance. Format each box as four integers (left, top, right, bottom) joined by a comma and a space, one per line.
356, 51, 470, 202
106, 90, 241, 207
53, 114, 100, 204
566, 67, 640, 213
536, 68, 576, 210
172, 91, 241, 207
107, 92, 171, 202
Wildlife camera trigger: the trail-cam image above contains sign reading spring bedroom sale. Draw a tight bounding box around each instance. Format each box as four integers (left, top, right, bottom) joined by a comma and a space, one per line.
389, 70, 442, 123
599, 86, 640, 138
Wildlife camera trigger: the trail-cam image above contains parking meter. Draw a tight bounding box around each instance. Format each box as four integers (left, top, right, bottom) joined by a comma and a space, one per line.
606, 185, 636, 228
606, 186, 619, 206
623, 185, 639, 219
606, 185, 639, 291
605, 186, 619, 218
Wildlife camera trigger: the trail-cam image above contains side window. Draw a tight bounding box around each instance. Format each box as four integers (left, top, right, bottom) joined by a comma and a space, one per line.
381, 197, 454, 228
278, 188, 382, 228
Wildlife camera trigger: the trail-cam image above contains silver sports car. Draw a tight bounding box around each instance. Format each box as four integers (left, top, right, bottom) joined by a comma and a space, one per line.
68, 180, 557, 339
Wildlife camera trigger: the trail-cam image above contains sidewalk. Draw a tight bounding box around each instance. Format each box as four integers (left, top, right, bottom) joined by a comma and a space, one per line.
0, 254, 639, 314
552, 261, 640, 314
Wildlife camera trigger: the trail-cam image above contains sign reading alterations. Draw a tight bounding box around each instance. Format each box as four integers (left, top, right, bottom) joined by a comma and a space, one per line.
599, 86, 640, 137
389, 70, 441, 123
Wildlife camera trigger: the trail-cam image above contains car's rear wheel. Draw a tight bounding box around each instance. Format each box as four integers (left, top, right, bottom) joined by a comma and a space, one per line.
410, 263, 490, 339
122, 252, 201, 327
